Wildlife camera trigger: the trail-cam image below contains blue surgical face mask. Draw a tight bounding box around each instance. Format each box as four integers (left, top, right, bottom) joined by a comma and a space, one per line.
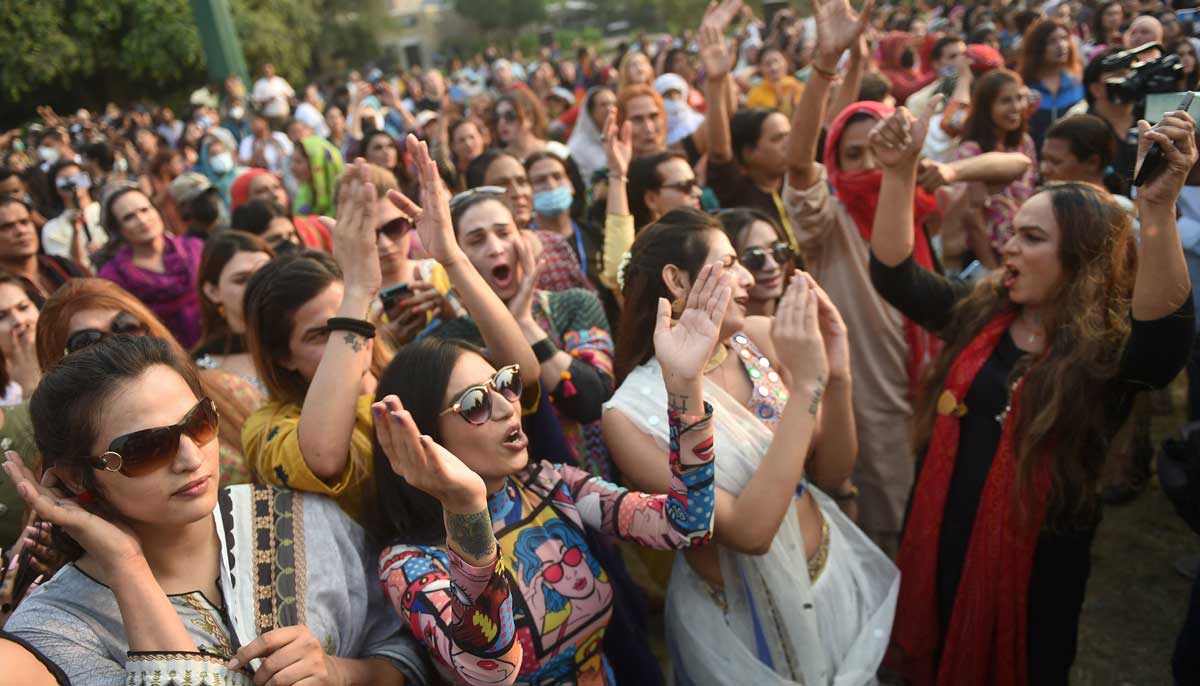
533, 184, 573, 217
209, 151, 234, 175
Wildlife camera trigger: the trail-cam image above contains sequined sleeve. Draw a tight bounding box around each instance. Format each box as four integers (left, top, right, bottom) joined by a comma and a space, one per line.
379, 544, 521, 686
557, 403, 716, 549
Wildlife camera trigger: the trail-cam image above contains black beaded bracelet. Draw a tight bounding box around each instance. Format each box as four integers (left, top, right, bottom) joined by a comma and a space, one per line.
326, 317, 377, 339
532, 337, 558, 363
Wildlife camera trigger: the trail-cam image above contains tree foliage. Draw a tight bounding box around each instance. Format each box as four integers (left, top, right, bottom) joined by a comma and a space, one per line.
0, 0, 393, 116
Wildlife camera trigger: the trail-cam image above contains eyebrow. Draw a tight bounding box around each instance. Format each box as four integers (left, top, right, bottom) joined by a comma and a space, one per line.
1015, 225, 1048, 235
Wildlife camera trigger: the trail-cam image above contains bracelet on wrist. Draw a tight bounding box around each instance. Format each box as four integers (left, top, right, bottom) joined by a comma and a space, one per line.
810, 61, 838, 79
607, 172, 628, 183
326, 317, 377, 339
532, 337, 558, 363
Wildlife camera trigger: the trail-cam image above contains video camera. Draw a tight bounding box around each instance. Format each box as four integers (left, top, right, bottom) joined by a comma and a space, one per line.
1103, 42, 1183, 105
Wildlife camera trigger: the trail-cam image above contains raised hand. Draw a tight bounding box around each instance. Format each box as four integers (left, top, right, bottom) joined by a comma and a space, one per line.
698, 20, 736, 81
703, 0, 745, 32
654, 262, 734, 384
802, 273, 850, 382
603, 106, 633, 178
771, 272, 828, 389
813, 0, 874, 62
388, 134, 463, 268
372, 395, 487, 514
321, 158, 382, 300
2, 453, 144, 577
868, 97, 939, 171
507, 231, 543, 324
1135, 109, 1200, 207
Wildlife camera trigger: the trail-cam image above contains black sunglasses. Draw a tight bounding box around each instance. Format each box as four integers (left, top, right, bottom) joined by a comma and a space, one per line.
495, 110, 520, 124
77, 398, 219, 477
439, 365, 523, 425
64, 311, 148, 355
660, 179, 701, 195
740, 241, 794, 272
377, 216, 412, 241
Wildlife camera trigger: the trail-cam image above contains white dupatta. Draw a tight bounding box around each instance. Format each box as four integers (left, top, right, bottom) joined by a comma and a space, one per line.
606, 358, 899, 685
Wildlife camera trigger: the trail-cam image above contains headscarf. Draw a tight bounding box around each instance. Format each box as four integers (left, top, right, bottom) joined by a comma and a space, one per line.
654, 73, 705, 146
197, 127, 240, 206
876, 32, 936, 103
824, 100, 941, 389
566, 87, 609, 183
292, 136, 345, 218
230, 168, 271, 212
230, 168, 332, 251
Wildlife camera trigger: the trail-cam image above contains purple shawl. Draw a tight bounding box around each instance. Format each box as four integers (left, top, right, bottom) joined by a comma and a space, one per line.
97, 234, 204, 348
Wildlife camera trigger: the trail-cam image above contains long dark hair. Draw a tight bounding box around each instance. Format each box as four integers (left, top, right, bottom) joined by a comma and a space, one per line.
912, 183, 1136, 529
369, 338, 484, 546
243, 250, 341, 406
717, 207, 793, 267
523, 150, 588, 221
614, 207, 721, 385
1090, 1, 1123, 46
195, 230, 273, 355
1044, 114, 1126, 195
465, 150, 521, 189
963, 69, 1028, 152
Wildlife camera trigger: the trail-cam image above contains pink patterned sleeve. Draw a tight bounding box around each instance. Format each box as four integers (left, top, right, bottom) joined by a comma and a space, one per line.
379, 545, 521, 686
557, 404, 717, 549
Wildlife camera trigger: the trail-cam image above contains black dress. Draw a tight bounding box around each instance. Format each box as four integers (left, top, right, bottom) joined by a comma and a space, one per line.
870, 254, 1195, 684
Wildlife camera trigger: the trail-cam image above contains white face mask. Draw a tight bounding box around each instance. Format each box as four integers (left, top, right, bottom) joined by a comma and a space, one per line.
38, 146, 60, 164
210, 151, 235, 175
114, 158, 129, 174
229, 106, 245, 120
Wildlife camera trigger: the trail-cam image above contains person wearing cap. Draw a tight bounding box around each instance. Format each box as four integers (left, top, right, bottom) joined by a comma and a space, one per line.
230, 168, 332, 251
169, 173, 226, 240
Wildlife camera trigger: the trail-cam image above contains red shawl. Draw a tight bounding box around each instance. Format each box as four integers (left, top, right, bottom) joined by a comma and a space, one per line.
888, 311, 1053, 686
230, 169, 332, 251
824, 100, 941, 390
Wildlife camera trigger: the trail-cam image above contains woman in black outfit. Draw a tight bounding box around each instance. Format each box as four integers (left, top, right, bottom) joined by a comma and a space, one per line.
870, 104, 1197, 685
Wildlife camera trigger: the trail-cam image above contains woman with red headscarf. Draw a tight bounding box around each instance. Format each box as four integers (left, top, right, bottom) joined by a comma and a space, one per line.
229, 169, 332, 251
782, 0, 1033, 555
876, 32, 935, 104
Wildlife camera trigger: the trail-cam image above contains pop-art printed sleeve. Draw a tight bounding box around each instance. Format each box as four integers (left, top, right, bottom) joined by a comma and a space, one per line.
558, 402, 716, 549
379, 544, 521, 686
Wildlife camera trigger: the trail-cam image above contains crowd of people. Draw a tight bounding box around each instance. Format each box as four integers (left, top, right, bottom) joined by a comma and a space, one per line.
0, 0, 1199, 683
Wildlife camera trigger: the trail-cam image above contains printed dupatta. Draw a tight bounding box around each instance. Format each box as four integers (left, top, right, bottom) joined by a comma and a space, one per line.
214, 484, 307, 669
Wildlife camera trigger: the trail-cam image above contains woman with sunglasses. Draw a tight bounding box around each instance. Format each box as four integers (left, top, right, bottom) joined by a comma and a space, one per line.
493, 91, 550, 163
95, 185, 204, 348
605, 206, 897, 685
2, 336, 433, 686
350, 163, 462, 348
242, 148, 538, 521
193, 231, 273, 392
718, 208, 797, 317
37, 278, 260, 486
373, 263, 726, 686
436, 189, 616, 479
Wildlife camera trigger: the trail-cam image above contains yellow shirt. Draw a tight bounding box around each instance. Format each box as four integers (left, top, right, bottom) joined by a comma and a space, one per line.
745, 77, 805, 119
241, 395, 375, 520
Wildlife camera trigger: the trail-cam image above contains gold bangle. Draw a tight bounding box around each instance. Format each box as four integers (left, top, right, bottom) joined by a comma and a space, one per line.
810, 62, 838, 79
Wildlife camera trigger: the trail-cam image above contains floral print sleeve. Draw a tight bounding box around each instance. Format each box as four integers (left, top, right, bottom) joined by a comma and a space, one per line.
379, 545, 521, 686
558, 403, 717, 549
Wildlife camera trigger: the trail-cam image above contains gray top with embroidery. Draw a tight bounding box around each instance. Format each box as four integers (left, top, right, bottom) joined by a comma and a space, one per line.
6, 485, 432, 686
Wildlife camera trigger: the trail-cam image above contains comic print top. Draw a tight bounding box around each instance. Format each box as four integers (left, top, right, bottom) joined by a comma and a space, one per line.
379, 405, 718, 686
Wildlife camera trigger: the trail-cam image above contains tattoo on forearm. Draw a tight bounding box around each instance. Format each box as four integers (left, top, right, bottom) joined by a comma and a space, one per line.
668, 392, 690, 414
343, 332, 365, 353
809, 375, 826, 416
446, 510, 496, 561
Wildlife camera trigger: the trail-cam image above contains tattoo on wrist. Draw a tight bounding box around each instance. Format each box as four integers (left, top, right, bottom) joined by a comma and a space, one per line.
668, 391, 690, 413
808, 375, 826, 416
343, 332, 365, 353
446, 510, 496, 561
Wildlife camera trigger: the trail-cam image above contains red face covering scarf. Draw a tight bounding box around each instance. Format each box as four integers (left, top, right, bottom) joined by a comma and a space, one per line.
824, 100, 942, 390
888, 311, 1053, 686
